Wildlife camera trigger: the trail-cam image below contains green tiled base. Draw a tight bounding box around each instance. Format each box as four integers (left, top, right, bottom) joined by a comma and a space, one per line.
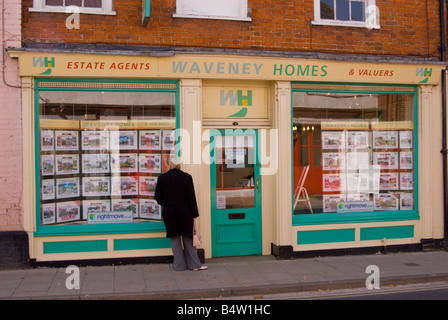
44, 240, 107, 254
43, 237, 171, 254
297, 225, 415, 245
297, 229, 355, 245
360, 226, 414, 241
114, 238, 171, 251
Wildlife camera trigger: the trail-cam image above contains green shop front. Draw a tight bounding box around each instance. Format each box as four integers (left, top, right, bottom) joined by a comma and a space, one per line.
9, 49, 447, 263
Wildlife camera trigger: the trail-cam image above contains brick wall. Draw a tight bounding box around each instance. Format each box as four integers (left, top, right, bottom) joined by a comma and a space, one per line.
1, 0, 23, 232
22, 0, 443, 59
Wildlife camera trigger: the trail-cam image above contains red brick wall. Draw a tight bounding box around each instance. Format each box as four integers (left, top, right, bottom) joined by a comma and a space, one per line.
22, 0, 443, 59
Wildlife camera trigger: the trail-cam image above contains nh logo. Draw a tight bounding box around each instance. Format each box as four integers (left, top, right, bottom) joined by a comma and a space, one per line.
33, 57, 55, 75
416, 67, 432, 78
416, 67, 432, 83
220, 90, 252, 107
33, 57, 55, 68
219, 90, 252, 118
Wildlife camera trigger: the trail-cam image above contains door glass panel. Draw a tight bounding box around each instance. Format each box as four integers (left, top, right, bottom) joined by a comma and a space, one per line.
215, 135, 255, 209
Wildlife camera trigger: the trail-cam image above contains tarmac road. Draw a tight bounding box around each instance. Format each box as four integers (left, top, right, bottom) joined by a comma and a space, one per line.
217, 281, 448, 300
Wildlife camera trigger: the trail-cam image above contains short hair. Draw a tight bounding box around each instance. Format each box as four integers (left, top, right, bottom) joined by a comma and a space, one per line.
168, 150, 181, 169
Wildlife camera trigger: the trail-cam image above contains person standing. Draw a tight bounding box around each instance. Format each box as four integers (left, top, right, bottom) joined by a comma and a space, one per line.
155, 153, 207, 271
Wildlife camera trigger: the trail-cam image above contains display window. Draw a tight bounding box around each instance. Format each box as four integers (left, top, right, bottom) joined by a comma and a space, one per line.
35, 79, 178, 233
292, 84, 418, 223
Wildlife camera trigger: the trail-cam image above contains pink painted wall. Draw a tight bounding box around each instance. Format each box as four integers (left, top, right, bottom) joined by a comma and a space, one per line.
0, 0, 23, 231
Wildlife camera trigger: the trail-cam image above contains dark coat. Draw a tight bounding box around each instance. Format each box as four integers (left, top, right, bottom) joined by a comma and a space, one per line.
154, 168, 199, 238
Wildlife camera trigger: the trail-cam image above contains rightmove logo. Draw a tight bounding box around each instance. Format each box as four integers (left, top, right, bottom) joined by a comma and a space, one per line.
337, 201, 374, 213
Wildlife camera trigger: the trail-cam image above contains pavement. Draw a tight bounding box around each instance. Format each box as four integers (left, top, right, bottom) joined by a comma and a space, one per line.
1, 250, 448, 300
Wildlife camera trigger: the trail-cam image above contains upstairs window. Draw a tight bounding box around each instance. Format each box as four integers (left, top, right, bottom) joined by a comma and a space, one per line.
313, 0, 380, 29
30, 0, 115, 15
173, 0, 251, 21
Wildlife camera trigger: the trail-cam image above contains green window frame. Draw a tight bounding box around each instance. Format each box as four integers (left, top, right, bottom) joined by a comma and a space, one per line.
34, 78, 179, 237
291, 82, 420, 226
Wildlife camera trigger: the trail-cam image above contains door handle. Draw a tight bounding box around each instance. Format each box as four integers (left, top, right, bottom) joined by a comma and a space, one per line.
256, 176, 260, 190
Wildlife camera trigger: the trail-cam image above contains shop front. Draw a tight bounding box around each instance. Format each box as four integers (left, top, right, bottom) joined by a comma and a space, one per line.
9, 49, 446, 263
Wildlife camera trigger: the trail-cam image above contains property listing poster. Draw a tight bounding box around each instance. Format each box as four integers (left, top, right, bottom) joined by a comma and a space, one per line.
319, 128, 414, 213
39, 126, 171, 225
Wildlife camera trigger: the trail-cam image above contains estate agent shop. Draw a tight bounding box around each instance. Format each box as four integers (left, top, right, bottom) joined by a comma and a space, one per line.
8, 48, 447, 263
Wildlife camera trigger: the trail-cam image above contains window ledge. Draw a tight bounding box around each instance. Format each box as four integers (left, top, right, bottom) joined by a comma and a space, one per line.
173, 13, 252, 22
293, 210, 419, 226
312, 19, 380, 30
29, 7, 117, 16
35, 221, 166, 237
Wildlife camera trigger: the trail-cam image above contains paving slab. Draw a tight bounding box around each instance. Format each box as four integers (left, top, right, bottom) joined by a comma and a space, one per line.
80, 266, 114, 297
114, 265, 146, 294
12, 268, 57, 298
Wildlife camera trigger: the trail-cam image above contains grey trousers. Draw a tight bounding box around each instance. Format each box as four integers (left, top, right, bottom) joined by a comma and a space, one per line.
170, 236, 202, 271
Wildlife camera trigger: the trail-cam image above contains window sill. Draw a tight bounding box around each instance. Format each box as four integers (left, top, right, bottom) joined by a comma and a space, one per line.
312, 19, 380, 30
34, 221, 166, 237
29, 7, 117, 16
173, 13, 252, 22
293, 210, 419, 226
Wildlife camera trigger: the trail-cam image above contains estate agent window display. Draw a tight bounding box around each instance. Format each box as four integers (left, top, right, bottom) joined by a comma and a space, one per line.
292, 85, 416, 218
37, 81, 178, 228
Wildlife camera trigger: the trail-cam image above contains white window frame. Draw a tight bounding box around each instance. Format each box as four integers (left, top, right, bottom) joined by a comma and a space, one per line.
312, 0, 380, 29
173, 0, 251, 21
29, 0, 116, 15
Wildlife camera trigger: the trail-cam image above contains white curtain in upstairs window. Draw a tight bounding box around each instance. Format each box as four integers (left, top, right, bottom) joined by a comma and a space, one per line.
175, 0, 251, 21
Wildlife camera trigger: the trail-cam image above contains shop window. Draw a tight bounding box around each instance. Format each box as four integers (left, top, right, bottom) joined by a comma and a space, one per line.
36, 80, 177, 228
30, 0, 115, 15
173, 0, 251, 21
292, 85, 416, 218
313, 0, 380, 29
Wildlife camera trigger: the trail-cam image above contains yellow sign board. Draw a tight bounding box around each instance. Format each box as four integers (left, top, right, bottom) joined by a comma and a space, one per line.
202, 85, 268, 119
9, 50, 445, 85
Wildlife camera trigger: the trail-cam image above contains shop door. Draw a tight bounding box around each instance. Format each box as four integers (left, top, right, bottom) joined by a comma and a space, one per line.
210, 130, 262, 257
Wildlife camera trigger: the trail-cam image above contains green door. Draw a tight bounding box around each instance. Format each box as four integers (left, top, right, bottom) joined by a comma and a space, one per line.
210, 130, 262, 257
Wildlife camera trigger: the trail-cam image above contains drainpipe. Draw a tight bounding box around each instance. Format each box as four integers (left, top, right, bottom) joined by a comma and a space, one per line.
442, 68, 447, 250
440, 0, 447, 249
1, 0, 20, 88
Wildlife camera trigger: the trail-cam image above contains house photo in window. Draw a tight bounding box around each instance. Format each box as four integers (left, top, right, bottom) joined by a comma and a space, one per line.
36, 81, 177, 227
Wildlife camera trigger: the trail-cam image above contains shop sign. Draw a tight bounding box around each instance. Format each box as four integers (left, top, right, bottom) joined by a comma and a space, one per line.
172, 60, 263, 76
10, 51, 444, 85
202, 86, 268, 119
220, 89, 252, 117
87, 211, 133, 224
337, 201, 374, 213
415, 67, 433, 83
33, 56, 55, 75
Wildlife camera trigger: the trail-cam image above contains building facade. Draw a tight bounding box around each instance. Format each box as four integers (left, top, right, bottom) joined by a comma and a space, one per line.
4, 0, 447, 265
